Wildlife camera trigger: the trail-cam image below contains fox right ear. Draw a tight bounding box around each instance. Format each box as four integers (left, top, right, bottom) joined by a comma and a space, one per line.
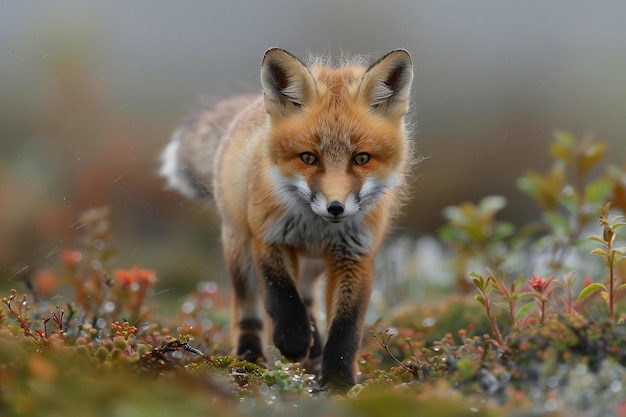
358, 49, 413, 119
261, 48, 317, 117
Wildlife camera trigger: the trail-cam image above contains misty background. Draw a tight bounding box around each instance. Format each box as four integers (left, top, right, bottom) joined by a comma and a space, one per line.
2, 1, 626, 297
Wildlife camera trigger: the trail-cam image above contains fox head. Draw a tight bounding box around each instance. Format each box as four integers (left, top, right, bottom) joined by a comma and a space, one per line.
261, 48, 414, 224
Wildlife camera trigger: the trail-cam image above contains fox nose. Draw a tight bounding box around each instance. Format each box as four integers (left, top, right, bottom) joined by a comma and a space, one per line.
327, 201, 345, 217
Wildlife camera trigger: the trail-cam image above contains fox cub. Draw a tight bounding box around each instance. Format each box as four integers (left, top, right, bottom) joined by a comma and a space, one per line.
161, 48, 414, 389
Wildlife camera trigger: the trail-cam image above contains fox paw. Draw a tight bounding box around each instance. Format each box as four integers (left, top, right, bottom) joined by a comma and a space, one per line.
273, 318, 313, 362
319, 369, 355, 393
236, 333, 265, 365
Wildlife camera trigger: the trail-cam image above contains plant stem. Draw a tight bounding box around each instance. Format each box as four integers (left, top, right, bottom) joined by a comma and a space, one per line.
482, 291, 505, 347
6, 298, 35, 338
609, 243, 615, 322
508, 299, 517, 331
373, 332, 414, 373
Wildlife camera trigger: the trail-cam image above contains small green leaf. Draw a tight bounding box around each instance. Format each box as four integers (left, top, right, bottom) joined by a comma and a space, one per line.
469, 272, 485, 289
513, 273, 525, 290
479, 195, 507, 214
588, 236, 606, 244
554, 130, 575, 147
493, 301, 510, 312
517, 176, 538, 198
545, 212, 570, 238
515, 302, 536, 323
585, 178, 613, 204
613, 222, 626, 230
616, 283, 626, 293
493, 222, 515, 241
577, 283, 607, 303
517, 291, 540, 300
442, 205, 464, 223
438, 226, 465, 243
579, 141, 608, 177
590, 248, 608, 256
550, 131, 575, 164
474, 294, 486, 307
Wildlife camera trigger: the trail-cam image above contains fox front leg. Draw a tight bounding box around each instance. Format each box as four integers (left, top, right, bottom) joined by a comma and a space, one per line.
251, 240, 313, 361
222, 228, 266, 363
320, 254, 374, 391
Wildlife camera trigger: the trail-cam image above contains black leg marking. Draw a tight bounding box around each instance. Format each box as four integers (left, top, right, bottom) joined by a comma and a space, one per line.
266, 283, 311, 361
320, 312, 360, 390
259, 250, 312, 362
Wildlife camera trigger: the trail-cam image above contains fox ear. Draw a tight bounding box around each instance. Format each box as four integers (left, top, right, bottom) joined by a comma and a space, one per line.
261, 48, 316, 117
358, 49, 413, 118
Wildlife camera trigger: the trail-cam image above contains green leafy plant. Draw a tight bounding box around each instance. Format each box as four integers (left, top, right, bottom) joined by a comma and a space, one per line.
441, 133, 624, 341
518, 131, 613, 274
440, 195, 515, 291
469, 271, 506, 347
578, 203, 626, 321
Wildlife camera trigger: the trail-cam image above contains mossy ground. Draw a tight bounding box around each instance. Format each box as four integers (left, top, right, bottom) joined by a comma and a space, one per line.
2, 133, 626, 416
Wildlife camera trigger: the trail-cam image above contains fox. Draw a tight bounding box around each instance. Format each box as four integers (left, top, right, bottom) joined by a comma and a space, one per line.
160, 48, 414, 390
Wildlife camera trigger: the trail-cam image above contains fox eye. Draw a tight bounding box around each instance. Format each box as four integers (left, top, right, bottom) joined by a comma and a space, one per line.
300, 152, 318, 165
352, 152, 370, 165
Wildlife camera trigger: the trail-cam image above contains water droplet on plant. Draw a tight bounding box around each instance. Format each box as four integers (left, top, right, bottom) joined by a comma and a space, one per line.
258, 384, 270, 395
182, 302, 195, 314
421, 317, 436, 327
386, 327, 398, 336
201, 281, 218, 294
611, 380, 622, 392
546, 376, 559, 388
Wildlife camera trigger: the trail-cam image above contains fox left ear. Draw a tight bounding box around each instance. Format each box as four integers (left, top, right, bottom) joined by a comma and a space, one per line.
261, 48, 317, 117
358, 49, 413, 118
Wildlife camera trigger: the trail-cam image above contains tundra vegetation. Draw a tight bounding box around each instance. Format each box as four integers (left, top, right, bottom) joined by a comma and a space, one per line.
1, 132, 626, 416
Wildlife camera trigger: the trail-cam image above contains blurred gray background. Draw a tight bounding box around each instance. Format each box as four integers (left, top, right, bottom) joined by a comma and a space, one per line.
2, 1, 626, 295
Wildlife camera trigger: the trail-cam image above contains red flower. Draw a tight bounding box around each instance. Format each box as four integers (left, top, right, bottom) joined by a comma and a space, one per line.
114, 267, 156, 289
115, 270, 133, 288
528, 274, 554, 293
62, 250, 82, 269
34, 269, 57, 297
